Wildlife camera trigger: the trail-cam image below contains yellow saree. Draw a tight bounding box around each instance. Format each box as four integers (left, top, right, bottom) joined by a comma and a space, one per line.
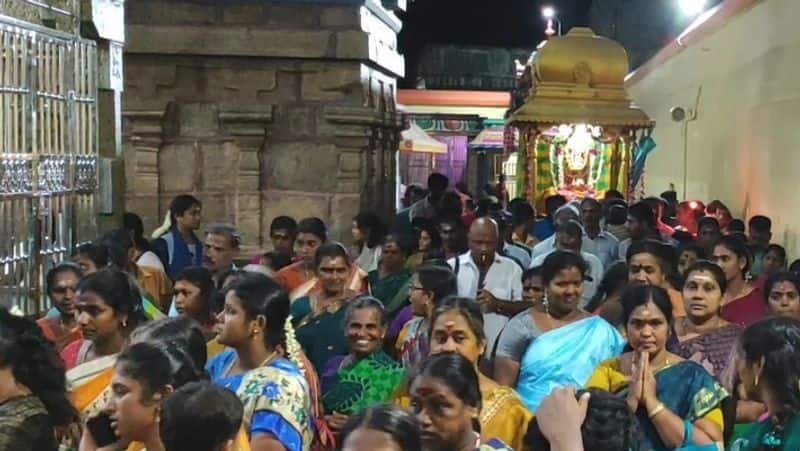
60, 355, 117, 450
481, 386, 533, 451
393, 383, 531, 450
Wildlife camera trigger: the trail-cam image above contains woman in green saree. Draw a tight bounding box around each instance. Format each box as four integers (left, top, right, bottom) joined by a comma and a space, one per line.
293, 243, 360, 374
320, 296, 405, 435
367, 234, 413, 318
729, 316, 800, 451
586, 284, 728, 450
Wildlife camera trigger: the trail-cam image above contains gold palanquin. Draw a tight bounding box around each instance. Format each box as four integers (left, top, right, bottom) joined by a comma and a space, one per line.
508, 27, 653, 205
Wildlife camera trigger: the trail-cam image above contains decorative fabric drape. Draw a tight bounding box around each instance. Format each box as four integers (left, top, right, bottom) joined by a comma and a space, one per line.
434, 135, 468, 183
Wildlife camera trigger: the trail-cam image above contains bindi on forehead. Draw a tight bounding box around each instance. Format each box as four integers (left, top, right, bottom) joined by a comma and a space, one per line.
772, 282, 799, 294
411, 377, 451, 398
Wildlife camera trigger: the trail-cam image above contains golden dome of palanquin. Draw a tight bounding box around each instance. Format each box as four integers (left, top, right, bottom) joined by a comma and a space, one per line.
509, 27, 652, 128
534, 27, 630, 87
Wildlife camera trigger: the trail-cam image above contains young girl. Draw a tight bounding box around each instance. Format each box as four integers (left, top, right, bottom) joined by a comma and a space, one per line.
79, 342, 201, 451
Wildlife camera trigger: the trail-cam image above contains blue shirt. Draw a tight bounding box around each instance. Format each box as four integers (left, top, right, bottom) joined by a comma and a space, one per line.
504, 242, 532, 269
585, 231, 620, 268
532, 218, 555, 241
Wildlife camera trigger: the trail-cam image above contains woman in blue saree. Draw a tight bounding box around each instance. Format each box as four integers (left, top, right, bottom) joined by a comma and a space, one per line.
587, 284, 727, 450
207, 272, 314, 451
493, 251, 625, 413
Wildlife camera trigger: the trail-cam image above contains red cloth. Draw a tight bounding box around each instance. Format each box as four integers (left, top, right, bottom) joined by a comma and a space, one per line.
461, 210, 476, 228
37, 317, 82, 353
274, 261, 310, 293
751, 274, 767, 291
455, 191, 471, 208
657, 221, 675, 238
60, 338, 85, 370
721, 286, 768, 327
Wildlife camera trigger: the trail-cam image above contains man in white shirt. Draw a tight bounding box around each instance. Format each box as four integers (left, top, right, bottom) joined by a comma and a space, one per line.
448, 217, 524, 354
529, 220, 604, 307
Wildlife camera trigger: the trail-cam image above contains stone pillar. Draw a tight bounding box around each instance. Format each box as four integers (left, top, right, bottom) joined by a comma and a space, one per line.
84, 0, 126, 232
122, 110, 163, 233
122, 0, 405, 249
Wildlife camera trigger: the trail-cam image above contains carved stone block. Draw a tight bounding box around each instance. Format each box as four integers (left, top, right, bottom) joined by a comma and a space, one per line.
221, 4, 266, 25
170, 103, 221, 139
288, 106, 315, 138
338, 151, 362, 174
127, 1, 214, 25
321, 6, 361, 29
264, 4, 322, 28
192, 193, 234, 226
236, 192, 262, 244
158, 143, 197, 192
200, 141, 240, 191
261, 190, 331, 237
126, 196, 161, 234
335, 31, 370, 60
267, 142, 339, 192
126, 25, 332, 60
301, 63, 364, 103
329, 193, 362, 240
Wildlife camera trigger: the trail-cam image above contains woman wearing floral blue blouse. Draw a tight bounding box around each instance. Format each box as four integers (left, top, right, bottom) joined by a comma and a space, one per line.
207, 273, 314, 451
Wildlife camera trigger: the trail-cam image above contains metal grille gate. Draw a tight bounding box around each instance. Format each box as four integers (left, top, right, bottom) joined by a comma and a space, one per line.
0, 16, 98, 315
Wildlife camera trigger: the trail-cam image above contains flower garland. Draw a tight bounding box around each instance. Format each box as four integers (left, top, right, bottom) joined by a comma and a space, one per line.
550, 137, 566, 189
587, 145, 604, 188
283, 315, 304, 373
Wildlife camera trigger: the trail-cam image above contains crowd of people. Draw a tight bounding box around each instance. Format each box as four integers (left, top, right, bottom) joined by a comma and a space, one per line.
3, 173, 800, 451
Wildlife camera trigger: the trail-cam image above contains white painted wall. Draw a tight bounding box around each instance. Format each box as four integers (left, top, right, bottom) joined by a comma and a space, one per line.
627, 0, 800, 255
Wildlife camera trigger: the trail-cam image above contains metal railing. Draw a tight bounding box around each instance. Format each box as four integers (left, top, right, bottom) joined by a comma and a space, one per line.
0, 15, 97, 314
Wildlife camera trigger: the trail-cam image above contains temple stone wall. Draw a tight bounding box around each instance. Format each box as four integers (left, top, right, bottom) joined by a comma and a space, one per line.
122, 0, 404, 251
627, 0, 800, 255
0, 0, 75, 30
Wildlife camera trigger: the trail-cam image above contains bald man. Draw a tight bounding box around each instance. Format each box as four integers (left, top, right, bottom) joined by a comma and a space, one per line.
448, 217, 524, 355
